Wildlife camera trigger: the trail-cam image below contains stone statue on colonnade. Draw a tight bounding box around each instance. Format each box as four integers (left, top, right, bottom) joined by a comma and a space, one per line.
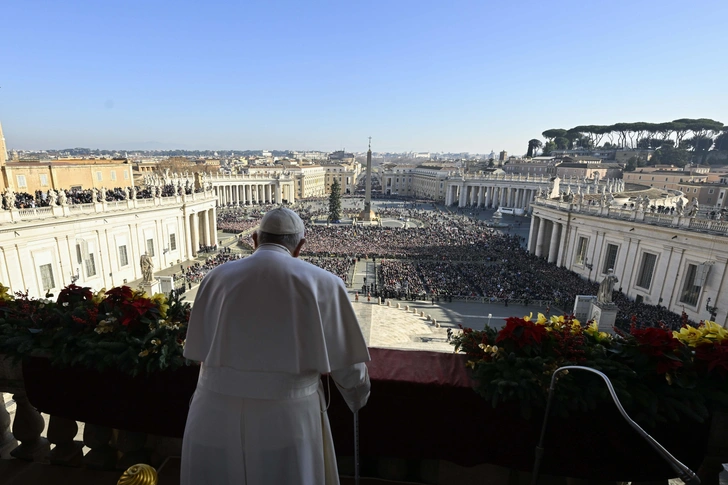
597, 270, 618, 305
140, 253, 154, 284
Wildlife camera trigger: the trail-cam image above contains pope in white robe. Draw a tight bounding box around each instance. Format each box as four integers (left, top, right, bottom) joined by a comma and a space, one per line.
181, 207, 371, 485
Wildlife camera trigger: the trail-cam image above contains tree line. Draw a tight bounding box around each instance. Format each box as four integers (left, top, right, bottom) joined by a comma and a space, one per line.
525, 118, 728, 166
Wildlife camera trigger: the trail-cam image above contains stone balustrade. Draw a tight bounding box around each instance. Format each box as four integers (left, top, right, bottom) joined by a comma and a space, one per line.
533, 197, 728, 237
0, 351, 726, 484
0, 190, 216, 226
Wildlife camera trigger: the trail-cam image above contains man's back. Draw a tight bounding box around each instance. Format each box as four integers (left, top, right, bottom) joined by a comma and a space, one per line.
185, 244, 366, 375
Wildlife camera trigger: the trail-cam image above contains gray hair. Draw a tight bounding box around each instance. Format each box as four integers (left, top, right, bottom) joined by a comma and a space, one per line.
257, 231, 304, 252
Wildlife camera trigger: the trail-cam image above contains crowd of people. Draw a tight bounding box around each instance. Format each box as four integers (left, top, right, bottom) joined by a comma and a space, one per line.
1, 183, 199, 210
181, 251, 245, 287
210, 200, 685, 329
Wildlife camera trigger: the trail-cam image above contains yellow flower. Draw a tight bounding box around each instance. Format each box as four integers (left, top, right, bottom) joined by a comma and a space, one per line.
139, 349, 150, 357
151, 293, 169, 318
523, 312, 533, 322
92, 288, 107, 304
151, 338, 161, 346
702, 321, 728, 343
0, 284, 13, 302
673, 325, 708, 347
536, 313, 548, 325
465, 360, 476, 369
94, 320, 114, 334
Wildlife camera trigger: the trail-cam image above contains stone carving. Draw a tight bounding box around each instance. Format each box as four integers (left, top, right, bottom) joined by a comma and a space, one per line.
123, 187, 130, 200
47, 189, 57, 206
675, 197, 685, 216
689, 197, 699, 217
131, 186, 137, 200
140, 253, 154, 284
58, 190, 67, 206
597, 270, 619, 305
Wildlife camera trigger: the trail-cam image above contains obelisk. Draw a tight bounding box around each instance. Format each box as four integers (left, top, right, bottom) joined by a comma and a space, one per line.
359, 137, 376, 222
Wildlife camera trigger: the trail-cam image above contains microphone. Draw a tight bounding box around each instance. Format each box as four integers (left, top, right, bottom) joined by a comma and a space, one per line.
531, 365, 700, 485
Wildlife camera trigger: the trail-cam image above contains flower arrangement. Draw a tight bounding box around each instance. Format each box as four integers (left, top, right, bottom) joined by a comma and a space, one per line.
449, 313, 728, 425
0, 283, 192, 376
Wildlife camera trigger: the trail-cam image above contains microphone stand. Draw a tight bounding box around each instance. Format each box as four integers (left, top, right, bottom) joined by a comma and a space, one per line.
531, 365, 700, 485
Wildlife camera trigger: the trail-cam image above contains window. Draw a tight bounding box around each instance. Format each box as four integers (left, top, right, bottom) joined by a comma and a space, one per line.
146, 239, 155, 257
40, 174, 49, 186
124, 170, 130, 179
119, 245, 129, 267
709, 189, 714, 194
40, 264, 55, 291
679, 264, 701, 306
169, 233, 177, 251
720, 192, 724, 199
575, 237, 588, 265
76, 244, 83, 264
708, 198, 712, 204
602, 244, 618, 274
85, 253, 96, 277
17, 175, 27, 188
636, 253, 657, 289
111, 171, 117, 181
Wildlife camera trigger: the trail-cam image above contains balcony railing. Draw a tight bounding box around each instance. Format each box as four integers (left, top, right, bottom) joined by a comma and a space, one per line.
0, 190, 216, 226
1, 350, 725, 485
534, 198, 728, 237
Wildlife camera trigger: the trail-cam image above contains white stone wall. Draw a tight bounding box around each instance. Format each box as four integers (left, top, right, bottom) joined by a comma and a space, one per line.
0, 193, 217, 298
530, 200, 728, 326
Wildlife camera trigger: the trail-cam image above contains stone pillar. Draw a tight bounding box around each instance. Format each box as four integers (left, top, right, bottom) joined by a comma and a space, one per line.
275, 183, 282, 204
556, 220, 568, 266
210, 207, 217, 241
266, 184, 272, 204
528, 216, 540, 254
10, 391, 50, 461
534, 218, 546, 257
458, 185, 467, 207
485, 186, 492, 208
185, 213, 193, 260
500, 187, 507, 207
547, 222, 560, 263
0, 393, 17, 459
202, 210, 211, 247
192, 212, 200, 256
48, 416, 84, 466
477, 186, 485, 207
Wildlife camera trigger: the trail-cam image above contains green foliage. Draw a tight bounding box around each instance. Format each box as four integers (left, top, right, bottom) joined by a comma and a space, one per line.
0, 284, 193, 376
450, 315, 728, 425
526, 139, 542, 158
328, 179, 341, 222
541, 141, 555, 156
651, 145, 691, 167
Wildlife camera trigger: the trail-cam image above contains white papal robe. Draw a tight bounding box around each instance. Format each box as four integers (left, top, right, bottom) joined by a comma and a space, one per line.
181, 244, 371, 485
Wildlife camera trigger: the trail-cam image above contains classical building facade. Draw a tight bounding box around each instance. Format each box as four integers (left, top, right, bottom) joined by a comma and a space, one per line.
528, 197, 728, 325
0, 191, 217, 299
208, 172, 296, 205
1, 159, 134, 193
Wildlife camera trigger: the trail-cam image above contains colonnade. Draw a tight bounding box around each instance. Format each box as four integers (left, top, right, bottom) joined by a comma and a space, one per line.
445, 183, 545, 211
527, 215, 568, 265
185, 207, 217, 256
213, 181, 294, 207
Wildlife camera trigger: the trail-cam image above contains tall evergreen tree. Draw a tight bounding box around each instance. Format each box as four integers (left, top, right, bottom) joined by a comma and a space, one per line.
328, 179, 341, 222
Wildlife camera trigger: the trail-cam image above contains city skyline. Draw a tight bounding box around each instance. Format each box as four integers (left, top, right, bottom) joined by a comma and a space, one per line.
2, 0, 727, 154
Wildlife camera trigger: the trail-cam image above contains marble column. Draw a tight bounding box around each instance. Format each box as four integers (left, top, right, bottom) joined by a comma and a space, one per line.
534, 218, 547, 258
185, 213, 193, 259
477, 186, 485, 207
202, 210, 211, 247
528, 216, 540, 254
192, 212, 200, 255
547, 222, 560, 263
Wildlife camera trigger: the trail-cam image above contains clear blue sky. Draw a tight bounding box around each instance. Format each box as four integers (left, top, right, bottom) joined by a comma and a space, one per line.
2, 0, 727, 155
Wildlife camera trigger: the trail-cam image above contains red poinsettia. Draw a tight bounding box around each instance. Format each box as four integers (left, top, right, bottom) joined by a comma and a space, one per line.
630, 326, 682, 374
496, 317, 548, 348
57, 284, 93, 305
694, 340, 728, 376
